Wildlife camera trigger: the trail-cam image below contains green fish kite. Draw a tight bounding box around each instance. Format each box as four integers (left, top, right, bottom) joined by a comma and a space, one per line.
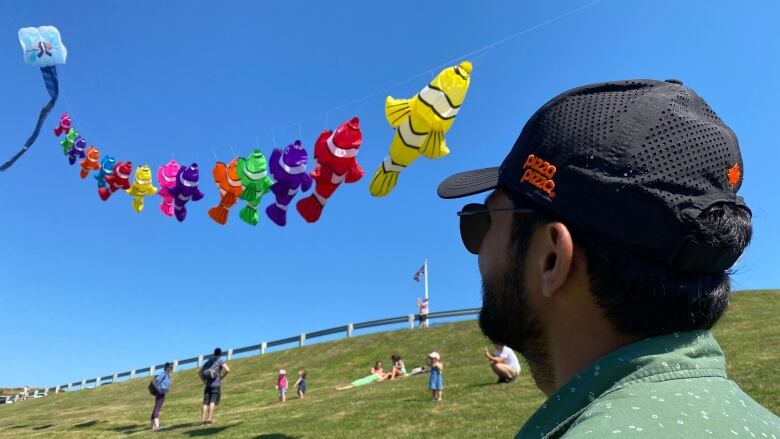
236, 149, 274, 226
60, 128, 77, 156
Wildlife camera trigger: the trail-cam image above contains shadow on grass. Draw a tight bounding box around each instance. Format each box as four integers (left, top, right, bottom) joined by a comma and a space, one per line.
110, 423, 147, 434
7, 425, 31, 429
71, 420, 102, 429
182, 422, 242, 437
252, 434, 301, 439
162, 422, 201, 432
32, 424, 54, 430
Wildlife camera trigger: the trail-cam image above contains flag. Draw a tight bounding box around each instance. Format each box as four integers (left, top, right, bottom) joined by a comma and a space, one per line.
413, 264, 426, 282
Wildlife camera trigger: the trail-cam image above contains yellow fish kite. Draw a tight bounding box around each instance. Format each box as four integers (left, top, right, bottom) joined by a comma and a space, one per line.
126, 164, 158, 213
369, 61, 472, 197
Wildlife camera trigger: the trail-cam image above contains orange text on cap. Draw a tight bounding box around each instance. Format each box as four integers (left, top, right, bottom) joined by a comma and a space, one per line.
520, 154, 557, 198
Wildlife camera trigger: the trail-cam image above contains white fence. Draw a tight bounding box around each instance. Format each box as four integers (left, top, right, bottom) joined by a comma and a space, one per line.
37, 308, 479, 395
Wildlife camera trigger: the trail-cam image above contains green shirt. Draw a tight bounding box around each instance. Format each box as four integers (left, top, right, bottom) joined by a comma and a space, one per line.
516, 330, 779, 438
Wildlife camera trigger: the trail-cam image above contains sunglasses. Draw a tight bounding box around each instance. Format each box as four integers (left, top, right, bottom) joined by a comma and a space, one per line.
457, 203, 534, 254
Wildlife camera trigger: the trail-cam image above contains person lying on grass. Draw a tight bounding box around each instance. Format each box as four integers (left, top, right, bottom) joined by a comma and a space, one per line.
335, 361, 390, 390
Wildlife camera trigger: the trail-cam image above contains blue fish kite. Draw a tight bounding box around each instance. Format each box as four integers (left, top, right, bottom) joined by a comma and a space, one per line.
1, 26, 67, 171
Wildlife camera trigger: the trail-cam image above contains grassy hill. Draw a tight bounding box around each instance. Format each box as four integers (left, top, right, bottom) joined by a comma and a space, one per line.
0, 290, 778, 438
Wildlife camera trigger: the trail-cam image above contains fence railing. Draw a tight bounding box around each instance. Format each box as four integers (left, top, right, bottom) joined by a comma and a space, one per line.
40, 308, 480, 395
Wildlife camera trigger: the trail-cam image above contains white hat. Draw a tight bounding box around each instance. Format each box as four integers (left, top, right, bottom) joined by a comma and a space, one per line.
428, 352, 440, 360
279, 369, 286, 375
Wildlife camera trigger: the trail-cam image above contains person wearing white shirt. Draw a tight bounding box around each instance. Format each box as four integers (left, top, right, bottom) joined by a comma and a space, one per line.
484, 343, 521, 383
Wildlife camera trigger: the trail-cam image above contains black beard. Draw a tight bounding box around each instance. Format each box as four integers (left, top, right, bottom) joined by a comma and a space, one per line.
479, 250, 554, 391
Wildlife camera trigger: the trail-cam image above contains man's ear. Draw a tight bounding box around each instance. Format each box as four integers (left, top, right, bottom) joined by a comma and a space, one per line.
538, 222, 575, 298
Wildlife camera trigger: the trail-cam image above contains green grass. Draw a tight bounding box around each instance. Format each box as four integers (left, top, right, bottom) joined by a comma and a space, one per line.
0, 290, 778, 438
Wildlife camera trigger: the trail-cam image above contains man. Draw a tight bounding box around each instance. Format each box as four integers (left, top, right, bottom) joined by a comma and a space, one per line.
200, 348, 230, 425
484, 343, 521, 383
417, 297, 429, 328
150, 362, 173, 431
437, 79, 779, 437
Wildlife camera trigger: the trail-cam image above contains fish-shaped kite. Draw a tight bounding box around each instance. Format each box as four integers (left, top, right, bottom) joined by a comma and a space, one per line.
1, 26, 67, 171
54, 113, 71, 137
67, 135, 86, 165
296, 117, 364, 223
236, 150, 274, 226
99, 161, 132, 201
126, 165, 158, 213
80, 147, 100, 179
167, 163, 204, 222
157, 160, 181, 217
266, 140, 312, 226
95, 155, 116, 188
369, 61, 472, 197
207, 158, 244, 225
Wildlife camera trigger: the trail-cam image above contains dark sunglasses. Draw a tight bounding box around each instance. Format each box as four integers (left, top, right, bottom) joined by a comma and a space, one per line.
457, 203, 534, 254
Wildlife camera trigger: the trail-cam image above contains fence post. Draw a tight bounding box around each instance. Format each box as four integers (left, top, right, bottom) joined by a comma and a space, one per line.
173, 360, 178, 372
299, 333, 306, 347
149, 365, 155, 377
197, 355, 204, 367
112, 373, 118, 384
130, 370, 136, 379
227, 349, 233, 361
67, 383, 72, 392
81, 379, 86, 390
408, 314, 415, 329
261, 342, 267, 355
347, 323, 353, 337
95, 377, 101, 388
55, 386, 59, 394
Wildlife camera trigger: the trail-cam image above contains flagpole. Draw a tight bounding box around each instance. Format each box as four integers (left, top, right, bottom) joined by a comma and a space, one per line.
424, 259, 429, 302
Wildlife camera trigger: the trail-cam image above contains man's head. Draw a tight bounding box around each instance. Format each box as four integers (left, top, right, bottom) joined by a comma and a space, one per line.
213, 348, 222, 358
164, 362, 173, 373
439, 79, 752, 393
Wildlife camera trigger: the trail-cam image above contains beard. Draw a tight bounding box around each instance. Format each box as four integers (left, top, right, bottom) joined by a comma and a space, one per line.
479, 231, 555, 391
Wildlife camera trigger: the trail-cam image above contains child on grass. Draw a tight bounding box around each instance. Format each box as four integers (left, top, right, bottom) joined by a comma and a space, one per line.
428, 352, 443, 401
276, 369, 288, 403
293, 370, 307, 399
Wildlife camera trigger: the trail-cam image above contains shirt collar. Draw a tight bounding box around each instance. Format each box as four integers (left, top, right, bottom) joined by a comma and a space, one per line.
516, 330, 727, 439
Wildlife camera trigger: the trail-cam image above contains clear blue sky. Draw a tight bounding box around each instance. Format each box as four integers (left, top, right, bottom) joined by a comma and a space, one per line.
1, 0, 778, 388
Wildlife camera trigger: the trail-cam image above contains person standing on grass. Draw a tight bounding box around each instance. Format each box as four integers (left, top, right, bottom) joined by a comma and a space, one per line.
427, 352, 443, 401
417, 298, 429, 328
276, 369, 288, 403
199, 348, 229, 425
484, 343, 521, 383
293, 370, 307, 399
437, 79, 780, 436
150, 362, 173, 431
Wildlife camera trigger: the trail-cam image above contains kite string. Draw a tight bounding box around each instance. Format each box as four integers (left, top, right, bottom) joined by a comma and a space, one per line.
61, 0, 603, 160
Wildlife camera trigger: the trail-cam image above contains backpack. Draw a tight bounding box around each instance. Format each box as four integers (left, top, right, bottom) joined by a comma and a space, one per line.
148, 374, 163, 396
200, 359, 221, 382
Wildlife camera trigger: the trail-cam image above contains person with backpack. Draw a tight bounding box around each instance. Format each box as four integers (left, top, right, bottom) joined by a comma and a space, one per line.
199, 348, 229, 425
149, 362, 173, 431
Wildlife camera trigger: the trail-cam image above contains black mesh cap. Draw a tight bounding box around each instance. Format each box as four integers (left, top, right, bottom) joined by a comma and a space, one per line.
438, 79, 749, 273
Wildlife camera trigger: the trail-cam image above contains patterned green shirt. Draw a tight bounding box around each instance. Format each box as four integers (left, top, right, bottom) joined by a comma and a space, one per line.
516, 330, 779, 438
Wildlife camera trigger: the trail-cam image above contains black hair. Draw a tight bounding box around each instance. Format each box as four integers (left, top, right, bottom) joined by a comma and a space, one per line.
164, 362, 173, 371
213, 348, 222, 357
508, 191, 752, 336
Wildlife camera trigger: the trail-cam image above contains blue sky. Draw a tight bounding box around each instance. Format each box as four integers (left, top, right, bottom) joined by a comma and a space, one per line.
1, 0, 778, 388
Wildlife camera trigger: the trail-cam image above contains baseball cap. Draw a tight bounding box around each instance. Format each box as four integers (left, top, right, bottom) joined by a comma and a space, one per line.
438, 79, 748, 273
428, 352, 440, 360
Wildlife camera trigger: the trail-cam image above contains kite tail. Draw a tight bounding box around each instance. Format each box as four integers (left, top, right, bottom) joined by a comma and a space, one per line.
132, 197, 144, 213
98, 187, 112, 201
266, 202, 288, 227
1, 66, 59, 172
239, 204, 259, 226
208, 205, 229, 225
296, 192, 325, 223
369, 157, 402, 198
160, 200, 174, 217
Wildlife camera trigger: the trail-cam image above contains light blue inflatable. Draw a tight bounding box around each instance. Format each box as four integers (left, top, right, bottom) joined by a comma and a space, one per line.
18, 26, 67, 67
